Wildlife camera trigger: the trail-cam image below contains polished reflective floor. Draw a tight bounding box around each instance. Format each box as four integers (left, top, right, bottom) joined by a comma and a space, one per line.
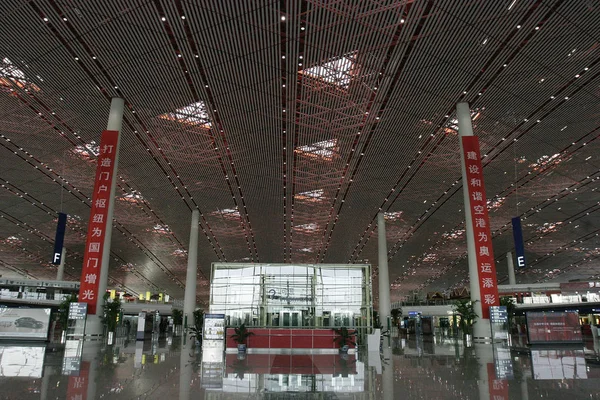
0, 334, 599, 399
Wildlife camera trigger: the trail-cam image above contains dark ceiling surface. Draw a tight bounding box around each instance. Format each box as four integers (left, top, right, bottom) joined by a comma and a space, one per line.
0, 0, 599, 306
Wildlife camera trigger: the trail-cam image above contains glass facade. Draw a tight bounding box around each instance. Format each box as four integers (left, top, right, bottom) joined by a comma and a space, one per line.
209, 263, 372, 331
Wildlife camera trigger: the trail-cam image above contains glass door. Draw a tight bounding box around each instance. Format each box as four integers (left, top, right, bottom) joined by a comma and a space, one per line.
280, 311, 302, 327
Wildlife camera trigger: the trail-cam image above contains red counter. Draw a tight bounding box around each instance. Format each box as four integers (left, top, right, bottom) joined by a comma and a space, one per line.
225, 328, 355, 352
225, 353, 357, 375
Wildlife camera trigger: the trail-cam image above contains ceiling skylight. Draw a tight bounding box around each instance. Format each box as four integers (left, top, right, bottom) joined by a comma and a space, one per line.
295, 139, 338, 161
487, 196, 506, 210
119, 190, 144, 203
293, 223, 318, 233
443, 108, 483, 134
151, 224, 170, 234
300, 52, 357, 88
72, 141, 100, 160
158, 101, 211, 128
0, 58, 40, 91
384, 211, 404, 221
211, 208, 241, 221
294, 189, 324, 202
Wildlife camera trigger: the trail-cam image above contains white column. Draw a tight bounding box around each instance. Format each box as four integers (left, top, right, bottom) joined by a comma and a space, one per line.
178, 338, 194, 400
507, 251, 516, 285
377, 213, 391, 331
474, 343, 493, 400
457, 102, 490, 340
382, 346, 395, 399
56, 247, 66, 281
95, 97, 124, 317
183, 209, 200, 328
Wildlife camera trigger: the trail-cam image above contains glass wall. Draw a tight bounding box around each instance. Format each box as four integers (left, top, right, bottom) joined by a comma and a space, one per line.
209, 263, 372, 330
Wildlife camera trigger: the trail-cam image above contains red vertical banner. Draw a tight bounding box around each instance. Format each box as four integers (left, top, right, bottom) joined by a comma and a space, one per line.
66, 361, 89, 400
79, 130, 119, 314
487, 363, 509, 400
461, 136, 499, 319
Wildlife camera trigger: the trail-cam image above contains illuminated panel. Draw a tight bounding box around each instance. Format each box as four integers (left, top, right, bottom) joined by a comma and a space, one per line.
300, 52, 357, 88
295, 139, 338, 161
158, 101, 212, 128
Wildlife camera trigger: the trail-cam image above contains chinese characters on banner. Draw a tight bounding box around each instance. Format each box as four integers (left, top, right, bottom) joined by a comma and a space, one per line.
462, 136, 499, 319
66, 361, 89, 400
79, 130, 119, 314
487, 363, 509, 400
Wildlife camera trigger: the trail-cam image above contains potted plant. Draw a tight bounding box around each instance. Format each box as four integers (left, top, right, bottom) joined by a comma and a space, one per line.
56, 293, 78, 341
453, 299, 478, 345
188, 309, 204, 347
100, 292, 122, 345
231, 323, 254, 354
333, 327, 356, 353
172, 309, 183, 336
500, 296, 516, 332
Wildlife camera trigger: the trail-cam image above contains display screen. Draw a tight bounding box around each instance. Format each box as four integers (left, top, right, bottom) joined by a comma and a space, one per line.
203, 314, 225, 340
531, 349, 587, 380
0, 308, 51, 340
0, 346, 45, 377
526, 311, 582, 343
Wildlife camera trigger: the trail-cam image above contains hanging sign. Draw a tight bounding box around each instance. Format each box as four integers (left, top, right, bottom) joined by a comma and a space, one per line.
79, 130, 119, 314
461, 136, 499, 319
511, 216, 526, 268
52, 212, 67, 264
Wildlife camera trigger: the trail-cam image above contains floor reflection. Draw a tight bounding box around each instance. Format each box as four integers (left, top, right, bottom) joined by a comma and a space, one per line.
0, 334, 598, 399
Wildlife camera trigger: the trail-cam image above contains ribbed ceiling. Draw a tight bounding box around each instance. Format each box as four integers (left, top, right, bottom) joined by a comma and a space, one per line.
0, 0, 599, 305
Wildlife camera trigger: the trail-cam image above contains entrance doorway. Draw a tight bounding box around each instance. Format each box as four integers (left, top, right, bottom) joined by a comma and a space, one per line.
280, 311, 301, 327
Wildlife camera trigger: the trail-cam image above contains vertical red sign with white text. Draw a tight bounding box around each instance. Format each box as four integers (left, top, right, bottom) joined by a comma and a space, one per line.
79, 130, 119, 314
462, 136, 499, 319
66, 361, 89, 400
487, 363, 509, 400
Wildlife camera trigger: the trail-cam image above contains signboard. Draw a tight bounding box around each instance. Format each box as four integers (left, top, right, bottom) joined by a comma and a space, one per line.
494, 346, 514, 379
136, 312, 146, 341
68, 303, 88, 320
0, 308, 51, 340
511, 216, 526, 268
489, 306, 507, 324
531, 349, 587, 380
62, 339, 84, 376
489, 306, 509, 340
526, 311, 582, 344
52, 212, 67, 264
0, 278, 79, 289
79, 130, 119, 314
560, 281, 600, 291
203, 314, 226, 340
0, 346, 45, 377
461, 136, 499, 318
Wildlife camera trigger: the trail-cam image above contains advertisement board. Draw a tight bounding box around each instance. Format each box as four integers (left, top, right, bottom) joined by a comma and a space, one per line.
0, 308, 51, 340
526, 311, 582, 344
203, 314, 225, 340
531, 349, 587, 380
0, 345, 45, 377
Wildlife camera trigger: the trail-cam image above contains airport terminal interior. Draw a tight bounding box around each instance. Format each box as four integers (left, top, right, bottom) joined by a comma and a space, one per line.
1, 0, 600, 399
